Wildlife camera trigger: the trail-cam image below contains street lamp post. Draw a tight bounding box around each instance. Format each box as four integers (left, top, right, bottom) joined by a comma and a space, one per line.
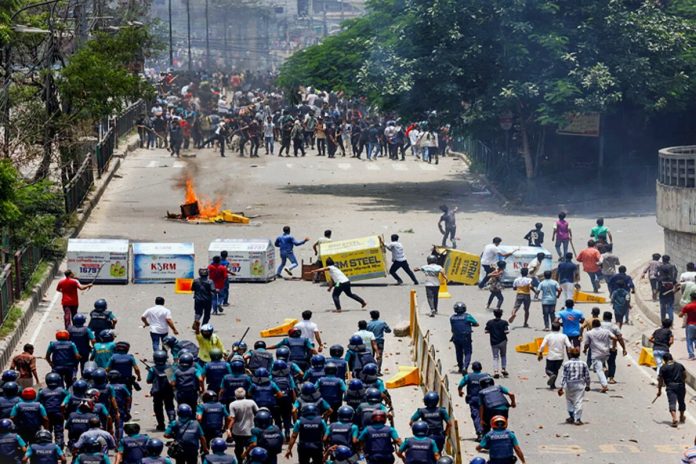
168, 0, 173, 67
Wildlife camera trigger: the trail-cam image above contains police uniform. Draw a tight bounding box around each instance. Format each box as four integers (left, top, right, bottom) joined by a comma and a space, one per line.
118, 433, 150, 464
68, 325, 95, 374
10, 401, 47, 444
410, 406, 449, 452
172, 365, 200, 410
398, 436, 438, 464
146, 363, 175, 428
250, 425, 284, 464
0, 431, 26, 464
220, 374, 252, 408
316, 376, 347, 421
327, 421, 358, 459
203, 360, 231, 392
458, 372, 488, 437
478, 386, 510, 435
165, 419, 205, 464
38, 386, 68, 446
279, 337, 313, 372
270, 368, 296, 436
25, 442, 64, 464
449, 312, 478, 373
249, 380, 281, 410
247, 350, 274, 372
478, 429, 519, 464
46, 340, 79, 387
66, 409, 99, 450
293, 415, 328, 464
359, 424, 399, 464
196, 401, 228, 442
88, 311, 115, 342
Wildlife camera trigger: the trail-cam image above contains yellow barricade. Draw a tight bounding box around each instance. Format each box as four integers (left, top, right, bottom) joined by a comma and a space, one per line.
386, 366, 420, 389
638, 347, 656, 368
573, 289, 607, 304
260, 319, 299, 338
174, 278, 194, 294
438, 274, 452, 299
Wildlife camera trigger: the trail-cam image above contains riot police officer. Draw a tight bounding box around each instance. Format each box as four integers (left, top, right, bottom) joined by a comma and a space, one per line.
65, 401, 99, 453
108, 371, 132, 441
316, 363, 347, 421
449, 302, 479, 374
247, 410, 283, 464
356, 388, 390, 431
142, 439, 171, 464
88, 299, 117, 343
247, 447, 269, 464
326, 445, 353, 464
202, 438, 236, 464
146, 350, 175, 431
196, 391, 230, 443
410, 392, 452, 452
24, 429, 65, 464
162, 336, 199, 363
457, 362, 490, 440
397, 421, 440, 464
0, 418, 26, 464
91, 330, 116, 368
270, 328, 315, 372
328, 345, 348, 380
0, 371, 19, 395
10, 388, 48, 444
326, 406, 358, 460
477, 378, 516, 435
269, 360, 296, 440
91, 369, 119, 431
164, 404, 209, 464
171, 352, 201, 410
68, 314, 95, 375
45, 330, 79, 388
0, 382, 21, 419
285, 404, 328, 464
358, 410, 401, 464
248, 369, 282, 411
202, 349, 231, 393
115, 422, 149, 464
246, 342, 274, 372
292, 383, 331, 420
344, 379, 366, 416
37, 373, 67, 447
73, 436, 109, 464
475, 416, 526, 464
345, 336, 376, 378
220, 359, 252, 408
357, 363, 392, 409
274, 347, 304, 382
106, 341, 141, 392
303, 355, 325, 384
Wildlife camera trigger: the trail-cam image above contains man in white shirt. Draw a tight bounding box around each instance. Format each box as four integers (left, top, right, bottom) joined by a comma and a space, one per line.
415, 255, 448, 317
228, 388, 258, 459
381, 234, 419, 286
312, 258, 367, 312
141, 296, 179, 352
353, 320, 379, 354
478, 237, 516, 289
537, 322, 572, 389
294, 310, 323, 352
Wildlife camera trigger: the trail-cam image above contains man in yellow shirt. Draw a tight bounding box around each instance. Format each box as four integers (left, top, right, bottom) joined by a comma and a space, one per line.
195, 324, 226, 363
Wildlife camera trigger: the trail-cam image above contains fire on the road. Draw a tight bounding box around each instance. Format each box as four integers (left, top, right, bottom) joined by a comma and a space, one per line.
174, 176, 250, 224
184, 178, 223, 218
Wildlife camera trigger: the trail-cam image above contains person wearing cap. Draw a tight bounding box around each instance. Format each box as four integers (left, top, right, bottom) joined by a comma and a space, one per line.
195, 324, 226, 364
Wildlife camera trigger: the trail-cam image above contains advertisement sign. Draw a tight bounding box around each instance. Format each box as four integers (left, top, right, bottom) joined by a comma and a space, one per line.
557, 112, 600, 137
498, 246, 553, 283
444, 250, 481, 285
132, 242, 195, 283
318, 236, 387, 281
208, 239, 276, 282
67, 239, 129, 284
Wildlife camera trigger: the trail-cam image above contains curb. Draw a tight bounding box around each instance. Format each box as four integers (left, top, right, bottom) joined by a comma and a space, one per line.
0, 132, 141, 370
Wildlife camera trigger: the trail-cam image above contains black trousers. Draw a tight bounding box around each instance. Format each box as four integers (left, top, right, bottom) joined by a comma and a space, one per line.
389, 260, 418, 284
272, 396, 293, 435
332, 282, 365, 310
298, 447, 323, 464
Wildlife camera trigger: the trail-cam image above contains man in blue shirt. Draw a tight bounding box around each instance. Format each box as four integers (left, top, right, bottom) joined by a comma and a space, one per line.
556, 300, 585, 347
557, 253, 579, 303
274, 226, 309, 278
366, 311, 391, 375
537, 271, 561, 331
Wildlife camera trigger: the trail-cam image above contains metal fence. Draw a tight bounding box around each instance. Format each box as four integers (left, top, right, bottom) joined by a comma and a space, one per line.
0, 265, 14, 326
13, 245, 43, 299
408, 290, 463, 464
114, 100, 146, 148
63, 154, 94, 215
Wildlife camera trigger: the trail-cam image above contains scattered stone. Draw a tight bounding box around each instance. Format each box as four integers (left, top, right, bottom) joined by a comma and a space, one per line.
393, 320, 410, 337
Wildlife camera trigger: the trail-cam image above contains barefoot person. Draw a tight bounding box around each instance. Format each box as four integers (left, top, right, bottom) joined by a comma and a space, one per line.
313, 258, 367, 312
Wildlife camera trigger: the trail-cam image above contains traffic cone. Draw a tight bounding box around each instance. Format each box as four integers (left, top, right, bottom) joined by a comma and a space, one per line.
638, 347, 656, 368
174, 278, 194, 294
438, 274, 451, 299
386, 366, 420, 388
260, 319, 299, 338
573, 289, 607, 304
515, 341, 538, 354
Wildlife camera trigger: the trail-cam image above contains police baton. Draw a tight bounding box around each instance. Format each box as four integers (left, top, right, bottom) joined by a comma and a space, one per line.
237, 327, 250, 346
82, 264, 105, 293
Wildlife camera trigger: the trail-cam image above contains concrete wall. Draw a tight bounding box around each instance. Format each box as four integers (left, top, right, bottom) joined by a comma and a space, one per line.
664, 229, 696, 275
656, 183, 696, 234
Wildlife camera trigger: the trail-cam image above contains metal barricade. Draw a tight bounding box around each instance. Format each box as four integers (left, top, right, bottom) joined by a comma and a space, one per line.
0, 265, 14, 326
409, 290, 463, 463
63, 154, 94, 214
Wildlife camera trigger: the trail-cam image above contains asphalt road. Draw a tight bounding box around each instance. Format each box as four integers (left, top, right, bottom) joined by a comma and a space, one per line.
13, 143, 691, 463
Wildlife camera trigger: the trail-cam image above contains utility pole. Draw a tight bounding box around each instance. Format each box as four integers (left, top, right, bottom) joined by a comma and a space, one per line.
168, 0, 173, 67
205, 0, 210, 71
186, 0, 192, 71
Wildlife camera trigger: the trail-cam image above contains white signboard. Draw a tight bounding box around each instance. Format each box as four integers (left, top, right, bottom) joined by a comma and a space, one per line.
67, 239, 129, 284
208, 239, 276, 282
497, 246, 553, 283
133, 242, 195, 283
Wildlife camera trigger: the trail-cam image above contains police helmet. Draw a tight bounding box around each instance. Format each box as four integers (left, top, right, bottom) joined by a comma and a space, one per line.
2, 382, 18, 397
99, 330, 114, 342
491, 415, 507, 429
272, 360, 288, 372
177, 403, 193, 418
72, 313, 87, 326
153, 350, 168, 364
211, 437, 227, 453
479, 376, 495, 389
230, 359, 245, 373
366, 387, 381, 403
146, 438, 165, 456
92, 368, 107, 385
438, 457, 455, 464
1, 370, 18, 383
310, 354, 325, 368
371, 409, 387, 424
324, 362, 337, 376
255, 368, 270, 380
94, 299, 108, 312
209, 348, 223, 361
301, 404, 318, 417
426, 255, 437, 264
288, 327, 301, 338
123, 422, 140, 436
453, 302, 467, 314
108, 370, 122, 383
56, 329, 70, 341
348, 335, 363, 347
424, 391, 439, 407
249, 447, 268, 462
45, 372, 62, 388
34, 429, 53, 444
254, 341, 267, 350
162, 336, 178, 348
20, 388, 36, 401
254, 409, 273, 429
115, 341, 130, 352
203, 390, 218, 403
348, 379, 364, 392
467, 458, 485, 464
83, 436, 102, 453
0, 419, 13, 433
72, 379, 88, 396
200, 324, 214, 337
337, 406, 354, 421
234, 341, 248, 352
329, 344, 344, 358
178, 352, 194, 367
334, 445, 353, 460
301, 382, 317, 396
276, 346, 290, 360
362, 363, 378, 377
412, 420, 429, 437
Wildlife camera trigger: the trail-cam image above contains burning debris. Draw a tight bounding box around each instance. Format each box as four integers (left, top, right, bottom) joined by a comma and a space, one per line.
167, 177, 250, 224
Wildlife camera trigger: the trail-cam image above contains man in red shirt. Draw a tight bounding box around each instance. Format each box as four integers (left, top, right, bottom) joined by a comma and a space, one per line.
56, 269, 91, 329
680, 292, 696, 360
207, 256, 228, 315
576, 240, 602, 293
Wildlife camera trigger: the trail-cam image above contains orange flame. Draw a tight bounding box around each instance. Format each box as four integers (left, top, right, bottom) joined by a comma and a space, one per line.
184, 178, 223, 218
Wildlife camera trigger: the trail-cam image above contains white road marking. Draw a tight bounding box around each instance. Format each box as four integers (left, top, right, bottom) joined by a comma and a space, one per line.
146, 160, 158, 168
419, 163, 437, 171
29, 291, 60, 345
172, 161, 185, 168
366, 164, 381, 171
392, 164, 408, 171
286, 163, 293, 168
337, 163, 352, 170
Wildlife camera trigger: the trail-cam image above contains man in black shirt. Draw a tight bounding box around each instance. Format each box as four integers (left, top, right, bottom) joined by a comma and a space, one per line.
523, 223, 544, 247
485, 309, 510, 379
656, 353, 686, 427
192, 268, 215, 331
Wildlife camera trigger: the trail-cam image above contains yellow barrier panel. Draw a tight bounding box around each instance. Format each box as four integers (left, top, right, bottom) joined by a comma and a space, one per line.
438, 274, 452, 299
386, 365, 420, 388
515, 341, 538, 354
260, 318, 299, 338
573, 289, 607, 304
638, 347, 656, 368
409, 290, 417, 338
174, 278, 194, 294
221, 210, 250, 224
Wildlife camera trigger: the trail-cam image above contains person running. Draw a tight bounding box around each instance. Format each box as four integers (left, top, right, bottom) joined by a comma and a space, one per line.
414, 256, 448, 317
56, 270, 92, 330
523, 223, 544, 247
558, 348, 590, 425
485, 309, 509, 379
610, 281, 631, 327
641, 253, 662, 301
294, 311, 324, 353
590, 218, 613, 244
275, 226, 309, 278
537, 323, 571, 389
576, 240, 602, 293
551, 212, 572, 260
508, 268, 535, 328
582, 319, 616, 393
557, 253, 579, 302
479, 238, 516, 289
656, 353, 687, 428
679, 292, 696, 360
312, 258, 367, 312
381, 235, 419, 285
537, 271, 561, 330
485, 261, 506, 310
650, 319, 674, 375
556, 300, 585, 348
438, 205, 457, 249
367, 311, 391, 375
